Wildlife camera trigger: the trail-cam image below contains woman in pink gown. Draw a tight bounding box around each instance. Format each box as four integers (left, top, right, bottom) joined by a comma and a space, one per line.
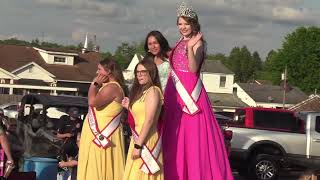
163, 2, 233, 180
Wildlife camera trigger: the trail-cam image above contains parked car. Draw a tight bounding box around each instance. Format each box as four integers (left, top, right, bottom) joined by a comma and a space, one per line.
15, 94, 88, 161
226, 107, 320, 180
0, 102, 20, 119
215, 113, 233, 156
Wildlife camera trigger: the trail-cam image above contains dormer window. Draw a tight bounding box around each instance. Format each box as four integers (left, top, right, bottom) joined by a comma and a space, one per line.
54, 56, 66, 64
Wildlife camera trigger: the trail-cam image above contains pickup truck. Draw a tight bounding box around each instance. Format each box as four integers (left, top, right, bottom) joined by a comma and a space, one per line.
226, 108, 320, 180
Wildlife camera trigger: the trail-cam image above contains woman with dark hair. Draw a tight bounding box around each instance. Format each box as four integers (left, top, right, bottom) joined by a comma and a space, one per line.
77, 57, 126, 180
162, 2, 233, 180
122, 57, 164, 180
144, 30, 171, 89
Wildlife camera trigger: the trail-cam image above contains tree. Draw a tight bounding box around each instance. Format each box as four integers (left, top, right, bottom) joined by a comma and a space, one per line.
113, 41, 145, 69
254, 50, 277, 82
207, 53, 227, 61
77, 42, 83, 51
265, 50, 277, 68
31, 39, 40, 47
100, 52, 113, 60
239, 46, 254, 82
225, 46, 260, 82
252, 51, 262, 71
0, 38, 30, 46
228, 47, 242, 81
268, 26, 320, 93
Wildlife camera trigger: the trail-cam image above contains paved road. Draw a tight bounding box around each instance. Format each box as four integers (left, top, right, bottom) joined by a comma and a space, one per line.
233, 171, 301, 180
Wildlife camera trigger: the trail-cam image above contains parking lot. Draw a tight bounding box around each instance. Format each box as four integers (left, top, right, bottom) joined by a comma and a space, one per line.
233, 171, 318, 180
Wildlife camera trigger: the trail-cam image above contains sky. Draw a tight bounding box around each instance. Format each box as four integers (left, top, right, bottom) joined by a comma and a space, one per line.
0, 0, 319, 58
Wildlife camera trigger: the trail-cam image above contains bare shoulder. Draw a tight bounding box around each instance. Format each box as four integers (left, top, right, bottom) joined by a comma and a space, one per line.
145, 86, 161, 99
100, 83, 119, 91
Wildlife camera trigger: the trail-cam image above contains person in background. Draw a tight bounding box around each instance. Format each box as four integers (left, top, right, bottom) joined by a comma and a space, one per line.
0, 110, 14, 177
144, 30, 171, 90
58, 132, 81, 180
56, 107, 82, 161
0, 110, 7, 131
3, 118, 22, 171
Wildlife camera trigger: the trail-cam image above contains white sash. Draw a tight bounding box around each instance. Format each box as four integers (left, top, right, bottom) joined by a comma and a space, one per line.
131, 130, 161, 175
171, 70, 202, 115
88, 107, 122, 148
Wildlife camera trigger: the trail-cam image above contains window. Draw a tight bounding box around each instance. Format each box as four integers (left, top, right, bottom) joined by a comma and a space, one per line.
233, 87, 237, 94
54, 56, 66, 63
219, 76, 226, 87
229, 109, 246, 126
253, 110, 299, 131
316, 116, 320, 133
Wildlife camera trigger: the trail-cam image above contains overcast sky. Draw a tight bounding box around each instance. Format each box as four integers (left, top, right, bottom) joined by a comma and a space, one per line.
0, 0, 319, 58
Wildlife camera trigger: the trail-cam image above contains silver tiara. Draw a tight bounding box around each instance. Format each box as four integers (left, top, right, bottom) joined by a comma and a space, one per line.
176, 2, 197, 19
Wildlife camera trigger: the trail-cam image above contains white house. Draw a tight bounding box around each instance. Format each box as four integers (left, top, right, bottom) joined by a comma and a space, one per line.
201, 60, 234, 94
0, 44, 101, 96
201, 60, 247, 112
123, 54, 143, 81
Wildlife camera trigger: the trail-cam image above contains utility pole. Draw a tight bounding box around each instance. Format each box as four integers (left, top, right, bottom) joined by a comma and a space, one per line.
282, 66, 287, 109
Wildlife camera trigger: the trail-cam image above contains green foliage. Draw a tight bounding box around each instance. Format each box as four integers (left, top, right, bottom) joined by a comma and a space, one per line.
252, 51, 262, 71
224, 46, 259, 82
228, 47, 242, 81
207, 53, 227, 61
0, 38, 30, 46
267, 26, 320, 93
113, 41, 145, 69
0, 38, 80, 51
100, 52, 113, 60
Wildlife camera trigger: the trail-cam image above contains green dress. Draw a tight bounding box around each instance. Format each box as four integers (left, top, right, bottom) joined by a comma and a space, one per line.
157, 60, 170, 90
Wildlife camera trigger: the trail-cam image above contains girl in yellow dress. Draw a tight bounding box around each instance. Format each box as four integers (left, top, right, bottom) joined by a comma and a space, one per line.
121, 56, 164, 180
77, 57, 126, 180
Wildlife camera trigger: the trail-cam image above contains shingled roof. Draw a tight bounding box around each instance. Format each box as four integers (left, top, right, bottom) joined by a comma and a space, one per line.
201, 60, 234, 74
207, 93, 248, 108
237, 83, 308, 104
288, 95, 320, 112
0, 44, 101, 82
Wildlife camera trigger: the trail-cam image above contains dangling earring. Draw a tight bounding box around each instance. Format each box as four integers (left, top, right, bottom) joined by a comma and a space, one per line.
148, 49, 151, 52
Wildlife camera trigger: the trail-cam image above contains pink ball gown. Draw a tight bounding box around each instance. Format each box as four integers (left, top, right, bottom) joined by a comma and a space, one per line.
163, 39, 234, 180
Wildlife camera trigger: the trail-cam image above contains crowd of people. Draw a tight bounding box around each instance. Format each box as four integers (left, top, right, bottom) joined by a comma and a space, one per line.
0, 2, 233, 180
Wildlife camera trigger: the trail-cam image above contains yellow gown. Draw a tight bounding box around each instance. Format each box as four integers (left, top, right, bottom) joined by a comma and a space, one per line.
123, 86, 164, 180
77, 82, 125, 180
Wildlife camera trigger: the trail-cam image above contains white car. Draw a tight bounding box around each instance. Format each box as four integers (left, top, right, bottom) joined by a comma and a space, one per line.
0, 102, 20, 119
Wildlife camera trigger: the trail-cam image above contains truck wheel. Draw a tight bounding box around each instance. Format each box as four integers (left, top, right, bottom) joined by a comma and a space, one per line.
249, 154, 279, 180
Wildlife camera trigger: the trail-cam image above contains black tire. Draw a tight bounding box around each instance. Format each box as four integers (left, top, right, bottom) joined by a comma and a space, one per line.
248, 154, 279, 180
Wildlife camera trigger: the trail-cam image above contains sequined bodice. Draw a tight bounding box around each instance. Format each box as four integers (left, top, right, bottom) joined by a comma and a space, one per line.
171, 40, 189, 72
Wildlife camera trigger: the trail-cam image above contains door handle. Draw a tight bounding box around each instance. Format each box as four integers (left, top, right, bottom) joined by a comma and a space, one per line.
312, 138, 320, 142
